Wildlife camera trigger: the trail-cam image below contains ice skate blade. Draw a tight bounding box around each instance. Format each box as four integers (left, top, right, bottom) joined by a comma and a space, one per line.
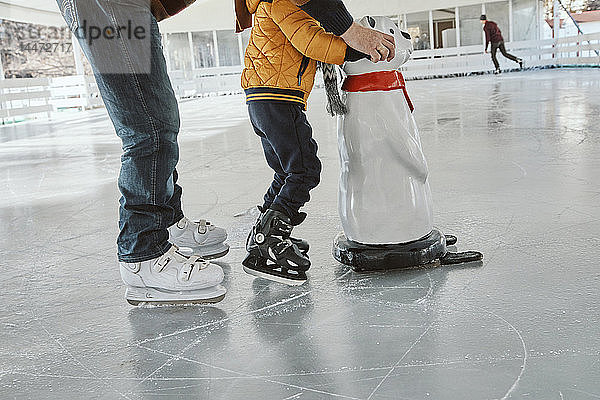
243, 266, 307, 286
125, 285, 226, 306
178, 243, 230, 260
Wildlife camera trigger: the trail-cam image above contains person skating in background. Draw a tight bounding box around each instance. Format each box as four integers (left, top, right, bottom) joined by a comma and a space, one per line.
480, 14, 523, 74
239, 0, 371, 286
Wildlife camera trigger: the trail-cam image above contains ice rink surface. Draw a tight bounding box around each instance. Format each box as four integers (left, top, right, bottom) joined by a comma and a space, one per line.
1, 68, 599, 399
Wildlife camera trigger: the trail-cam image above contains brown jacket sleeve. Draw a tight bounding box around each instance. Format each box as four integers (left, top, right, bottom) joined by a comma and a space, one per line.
152, 0, 196, 21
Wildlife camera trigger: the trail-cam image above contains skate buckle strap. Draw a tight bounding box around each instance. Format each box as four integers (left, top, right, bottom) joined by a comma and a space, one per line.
154, 255, 172, 272
195, 219, 213, 234
341, 70, 414, 112
180, 255, 210, 282
274, 219, 293, 236
273, 239, 293, 255
176, 217, 188, 229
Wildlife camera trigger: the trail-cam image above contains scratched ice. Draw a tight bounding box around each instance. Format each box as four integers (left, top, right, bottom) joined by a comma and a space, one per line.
1, 69, 599, 399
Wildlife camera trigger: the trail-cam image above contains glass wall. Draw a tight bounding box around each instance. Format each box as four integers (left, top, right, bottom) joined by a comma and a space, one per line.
192, 31, 216, 68
406, 11, 431, 50
513, 0, 537, 41
162, 1, 542, 71
240, 29, 251, 54
166, 33, 192, 71
216, 30, 241, 66
459, 4, 484, 46
485, 1, 510, 40
433, 9, 456, 48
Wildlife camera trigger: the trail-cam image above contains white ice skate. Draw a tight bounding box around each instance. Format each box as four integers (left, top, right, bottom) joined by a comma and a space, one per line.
120, 245, 226, 306
168, 217, 229, 259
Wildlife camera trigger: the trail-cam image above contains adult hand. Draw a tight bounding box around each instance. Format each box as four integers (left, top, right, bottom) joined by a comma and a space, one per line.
485, 49, 489, 53
341, 22, 395, 63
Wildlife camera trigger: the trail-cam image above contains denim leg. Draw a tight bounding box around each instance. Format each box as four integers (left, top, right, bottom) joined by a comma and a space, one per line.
167, 169, 185, 226
248, 102, 321, 222
57, 0, 183, 262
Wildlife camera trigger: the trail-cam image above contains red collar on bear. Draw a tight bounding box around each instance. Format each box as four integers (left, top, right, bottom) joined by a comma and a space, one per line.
341, 70, 414, 112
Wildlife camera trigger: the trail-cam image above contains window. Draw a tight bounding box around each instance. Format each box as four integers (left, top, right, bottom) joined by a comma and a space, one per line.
216, 30, 241, 67
192, 31, 216, 68
167, 33, 191, 71
513, 0, 538, 41
240, 29, 251, 53
406, 11, 431, 50
433, 9, 457, 48
459, 4, 484, 46
485, 1, 510, 40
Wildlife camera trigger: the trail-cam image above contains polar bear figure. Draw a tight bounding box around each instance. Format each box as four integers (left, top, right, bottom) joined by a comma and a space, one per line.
337, 15, 434, 245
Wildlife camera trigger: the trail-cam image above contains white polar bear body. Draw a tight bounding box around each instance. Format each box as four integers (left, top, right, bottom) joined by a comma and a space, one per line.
338, 16, 434, 244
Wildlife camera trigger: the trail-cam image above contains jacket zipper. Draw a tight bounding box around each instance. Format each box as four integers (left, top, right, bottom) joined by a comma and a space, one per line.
297, 56, 310, 86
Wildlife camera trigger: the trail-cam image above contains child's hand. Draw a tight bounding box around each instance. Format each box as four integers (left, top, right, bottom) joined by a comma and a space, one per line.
341, 22, 395, 63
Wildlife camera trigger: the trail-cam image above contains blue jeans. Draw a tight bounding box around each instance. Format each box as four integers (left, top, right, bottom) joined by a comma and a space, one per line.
57, 0, 183, 262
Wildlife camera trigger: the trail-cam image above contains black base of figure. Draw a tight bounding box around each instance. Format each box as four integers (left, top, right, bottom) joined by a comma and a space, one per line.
242, 252, 308, 286
333, 230, 482, 272
440, 251, 483, 265
445, 234, 458, 246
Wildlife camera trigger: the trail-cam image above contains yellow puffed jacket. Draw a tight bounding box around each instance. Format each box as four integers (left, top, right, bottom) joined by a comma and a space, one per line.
241, 0, 347, 108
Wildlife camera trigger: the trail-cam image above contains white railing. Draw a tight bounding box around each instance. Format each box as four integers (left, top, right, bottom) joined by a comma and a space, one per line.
1, 33, 599, 123
50, 75, 103, 110
401, 32, 600, 78
0, 75, 102, 123
0, 78, 52, 121
168, 65, 244, 98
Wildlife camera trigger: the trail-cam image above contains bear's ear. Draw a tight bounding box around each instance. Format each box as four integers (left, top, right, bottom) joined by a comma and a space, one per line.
367, 16, 376, 28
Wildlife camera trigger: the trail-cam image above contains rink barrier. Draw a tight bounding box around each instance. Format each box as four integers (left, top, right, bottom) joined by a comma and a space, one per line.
0, 75, 103, 123
0, 33, 598, 123
0, 78, 53, 122
401, 32, 600, 79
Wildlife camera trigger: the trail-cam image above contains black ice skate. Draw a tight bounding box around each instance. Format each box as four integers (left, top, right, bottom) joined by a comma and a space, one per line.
290, 236, 309, 255
257, 206, 309, 255
243, 209, 311, 285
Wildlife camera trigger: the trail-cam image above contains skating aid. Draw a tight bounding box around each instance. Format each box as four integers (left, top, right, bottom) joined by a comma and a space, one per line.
243, 208, 310, 285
